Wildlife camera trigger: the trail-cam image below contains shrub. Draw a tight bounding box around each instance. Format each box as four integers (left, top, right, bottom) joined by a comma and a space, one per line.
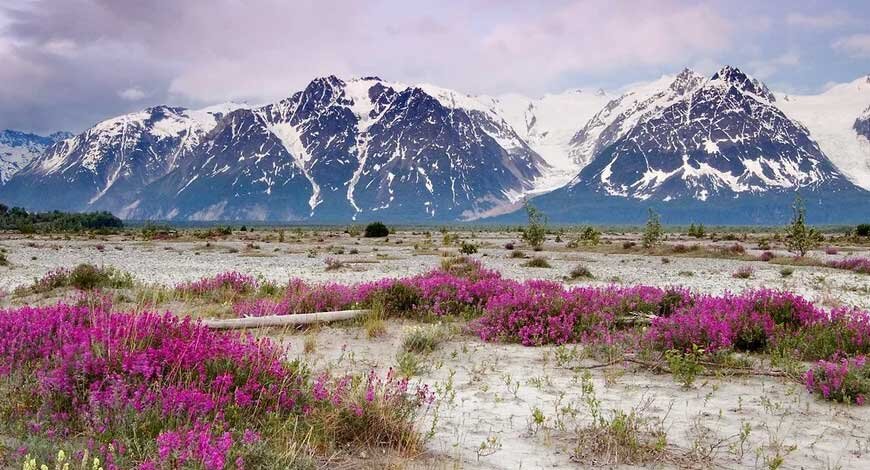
364, 222, 390, 238
856, 224, 870, 237
504, 242, 515, 250
0, 250, 8, 266
825, 247, 839, 255
578, 226, 601, 245
459, 241, 478, 255
784, 195, 823, 257
523, 257, 551, 268
642, 209, 663, 249
758, 251, 775, 262
401, 325, 447, 354
780, 267, 794, 277
731, 266, 754, 279
622, 241, 637, 250
520, 202, 547, 250
324, 257, 345, 271
509, 249, 526, 259
567, 264, 594, 280
687, 223, 705, 238
25, 264, 134, 292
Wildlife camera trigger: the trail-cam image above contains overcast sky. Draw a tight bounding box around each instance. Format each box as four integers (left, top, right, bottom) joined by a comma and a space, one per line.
1, 0, 868, 134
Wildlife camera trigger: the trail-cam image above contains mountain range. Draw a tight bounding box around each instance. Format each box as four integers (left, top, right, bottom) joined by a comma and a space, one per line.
1, 66, 869, 224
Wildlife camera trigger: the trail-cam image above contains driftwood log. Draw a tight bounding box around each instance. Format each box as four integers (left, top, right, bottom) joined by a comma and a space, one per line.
203, 309, 369, 330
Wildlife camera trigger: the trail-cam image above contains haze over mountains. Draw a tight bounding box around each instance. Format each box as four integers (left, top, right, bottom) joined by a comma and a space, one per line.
2, 66, 869, 224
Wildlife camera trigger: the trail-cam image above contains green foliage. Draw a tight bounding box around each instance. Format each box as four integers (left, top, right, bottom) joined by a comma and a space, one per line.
0, 205, 122, 233
364, 222, 390, 238
68, 264, 134, 290
522, 256, 551, 268
520, 202, 547, 250
642, 209, 664, 249
401, 325, 446, 354
784, 195, 823, 257
687, 223, 705, 238
856, 224, 870, 237
567, 264, 594, 280
459, 241, 478, 255
665, 346, 704, 388
568, 226, 601, 246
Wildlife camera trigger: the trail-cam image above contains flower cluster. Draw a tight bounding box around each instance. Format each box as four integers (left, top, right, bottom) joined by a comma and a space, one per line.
805, 356, 870, 405
175, 271, 257, 296
0, 303, 431, 468
827, 257, 870, 274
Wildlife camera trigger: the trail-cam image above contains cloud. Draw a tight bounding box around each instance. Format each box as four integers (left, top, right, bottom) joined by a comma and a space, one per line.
747, 51, 801, 79
833, 34, 870, 58
786, 11, 851, 29
118, 87, 146, 101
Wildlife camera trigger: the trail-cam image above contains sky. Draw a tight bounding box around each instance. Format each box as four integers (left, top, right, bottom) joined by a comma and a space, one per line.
0, 0, 868, 134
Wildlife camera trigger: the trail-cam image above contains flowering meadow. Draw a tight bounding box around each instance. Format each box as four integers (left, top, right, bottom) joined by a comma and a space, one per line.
4, 256, 870, 467
175, 257, 870, 406
0, 302, 432, 469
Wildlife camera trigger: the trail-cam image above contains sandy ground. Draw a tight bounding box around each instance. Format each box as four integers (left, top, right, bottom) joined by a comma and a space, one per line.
286, 321, 870, 469
1, 231, 869, 310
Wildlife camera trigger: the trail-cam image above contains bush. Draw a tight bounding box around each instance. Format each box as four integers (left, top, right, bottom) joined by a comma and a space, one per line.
687, 223, 706, 238
523, 257, 551, 268
622, 241, 637, 250
504, 242, 515, 250
856, 224, 870, 237
520, 202, 547, 250
567, 264, 594, 280
825, 247, 839, 255
459, 241, 478, 255
731, 266, 754, 279
509, 250, 526, 259
642, 209, 663, 249
0, 250, 8, 267
784, 195, 823, 257
364, 222, 390, 238
758, 251, 775, 262
780, 267, 794, 277
401, 325, 447, 354
578, 226, 601, 245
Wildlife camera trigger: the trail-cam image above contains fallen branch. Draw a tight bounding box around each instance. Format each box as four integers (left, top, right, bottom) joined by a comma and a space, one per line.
203, 309, 369, 330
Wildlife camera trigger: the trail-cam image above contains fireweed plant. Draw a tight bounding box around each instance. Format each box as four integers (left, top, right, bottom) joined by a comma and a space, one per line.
0, 303, 433, 469
220, 257, 870, 405
5, 257, 870, 467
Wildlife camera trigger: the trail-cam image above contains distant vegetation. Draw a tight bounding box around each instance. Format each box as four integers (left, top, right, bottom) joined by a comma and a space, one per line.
364, 221, 390, 238
0, 203, 123, 232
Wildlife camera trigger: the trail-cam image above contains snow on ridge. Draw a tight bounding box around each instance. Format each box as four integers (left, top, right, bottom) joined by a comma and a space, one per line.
777, 75, 870, 190
267, 121, 321, 213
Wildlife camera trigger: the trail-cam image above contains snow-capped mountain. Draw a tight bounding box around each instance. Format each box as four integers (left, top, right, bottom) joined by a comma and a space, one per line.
570, 66, 847, 200
0, 130, 71, 183
777, 76, 870, 190
1, 67, 868, 224
568, 69, 706, 173
527, 66, 868, 224
0, 104, 245, 212
120, 76, 548, 221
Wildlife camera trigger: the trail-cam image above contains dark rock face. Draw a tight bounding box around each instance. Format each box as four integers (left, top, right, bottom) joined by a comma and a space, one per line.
856, 108, 870, 141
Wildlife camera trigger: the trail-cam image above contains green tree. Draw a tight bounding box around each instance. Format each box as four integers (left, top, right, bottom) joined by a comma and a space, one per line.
520, 202, 547, 250
784, 195, 823, 257
642, 208, 664, 248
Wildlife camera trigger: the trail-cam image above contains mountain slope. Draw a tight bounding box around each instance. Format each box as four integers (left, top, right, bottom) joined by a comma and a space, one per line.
0, 130, 70, 184
124, 76, 548, 222
0, 105, 244, 212
777, 76, 870, 190
481, 89, 611, 192
527, 66, 868, 223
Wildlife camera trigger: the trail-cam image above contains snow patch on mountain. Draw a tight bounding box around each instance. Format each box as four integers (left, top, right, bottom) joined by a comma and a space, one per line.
777, 76, 870, 190
266, 121, 322, 213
